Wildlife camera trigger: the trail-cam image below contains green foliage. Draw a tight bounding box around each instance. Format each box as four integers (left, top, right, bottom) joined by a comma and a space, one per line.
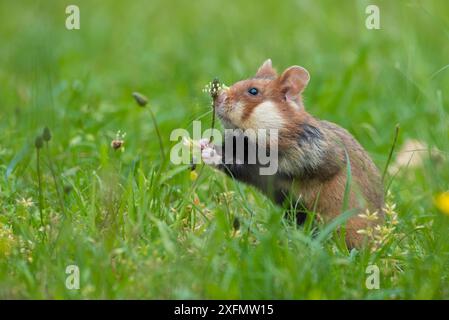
0, 0, 448, 299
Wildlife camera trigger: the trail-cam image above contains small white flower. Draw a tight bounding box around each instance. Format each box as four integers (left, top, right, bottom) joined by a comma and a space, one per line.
358, 209, 379, 221
16, 197, 34, 208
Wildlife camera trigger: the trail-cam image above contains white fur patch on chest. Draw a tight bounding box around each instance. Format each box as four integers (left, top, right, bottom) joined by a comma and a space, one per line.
244, 100, 284, 130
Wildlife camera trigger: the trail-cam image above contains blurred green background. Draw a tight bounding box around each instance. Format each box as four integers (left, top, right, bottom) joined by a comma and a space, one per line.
0, 0, 448, 299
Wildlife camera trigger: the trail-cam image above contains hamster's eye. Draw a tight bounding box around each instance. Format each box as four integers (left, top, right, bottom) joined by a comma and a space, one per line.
248, 87, 259, 96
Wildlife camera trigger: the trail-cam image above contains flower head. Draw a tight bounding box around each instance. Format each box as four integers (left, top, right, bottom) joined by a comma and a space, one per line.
434, 192, 449, 216
202, 79, 227, 98
42, 127, 52, 142
132, 92, 148, 107
358, 209, 379, 221
16, 197, 34, 208
0, 223, 16, 257
35, 136, 43, 149
190, 170, 198, 181
111, 130, 126, 151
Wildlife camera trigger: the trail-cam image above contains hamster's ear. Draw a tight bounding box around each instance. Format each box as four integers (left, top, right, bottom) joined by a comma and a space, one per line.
279, 66, 310, 101
255, 59, 277, 78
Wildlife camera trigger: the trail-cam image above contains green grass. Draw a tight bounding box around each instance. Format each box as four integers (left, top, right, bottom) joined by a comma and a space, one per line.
0, 0, 449, 299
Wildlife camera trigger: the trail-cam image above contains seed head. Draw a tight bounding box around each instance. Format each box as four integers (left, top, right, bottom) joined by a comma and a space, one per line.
202, 78, 225, 100
35, 136, 43, 149
132, 92, 148, 107
42, 127, 52, 142
111, 130, 126, 151
111, 139, 124, 150
210, 78, 221, 99
233, 217, 240, 231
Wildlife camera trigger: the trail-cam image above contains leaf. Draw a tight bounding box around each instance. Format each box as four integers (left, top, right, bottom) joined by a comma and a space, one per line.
314, 209, 357, 245
159, 165, 189, 184
5, 144, 29, 180
341, 148, 352, 212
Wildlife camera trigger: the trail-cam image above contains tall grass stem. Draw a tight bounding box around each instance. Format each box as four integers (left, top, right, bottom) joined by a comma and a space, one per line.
382, 124, 400, 184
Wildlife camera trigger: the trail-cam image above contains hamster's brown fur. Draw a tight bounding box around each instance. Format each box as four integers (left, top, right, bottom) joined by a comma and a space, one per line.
202, 59, 384, 247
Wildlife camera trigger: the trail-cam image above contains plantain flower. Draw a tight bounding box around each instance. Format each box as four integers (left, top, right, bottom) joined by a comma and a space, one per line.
132, 92, 148, 107
43, 127, 52, 142
111, 130, 126, 151
35, 136, 43, 149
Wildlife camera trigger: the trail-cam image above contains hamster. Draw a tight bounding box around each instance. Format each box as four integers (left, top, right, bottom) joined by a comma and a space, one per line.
201, 59, 384, 248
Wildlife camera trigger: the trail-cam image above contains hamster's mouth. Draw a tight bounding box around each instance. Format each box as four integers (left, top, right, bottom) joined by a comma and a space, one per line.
216, 112, 238, 129
214, 100, 237, 129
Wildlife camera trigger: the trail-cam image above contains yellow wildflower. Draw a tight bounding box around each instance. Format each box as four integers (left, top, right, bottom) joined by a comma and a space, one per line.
434, 192, 449, 216
190, 170, 198, 181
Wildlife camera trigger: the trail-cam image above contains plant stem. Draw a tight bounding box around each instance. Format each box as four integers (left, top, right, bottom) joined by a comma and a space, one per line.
209, 101, 216, 144
46, 142, 66, 217
382, 124, 400, 184
148, 108, 166, 162
36, 148, 45, 231
209, 78, 220, 143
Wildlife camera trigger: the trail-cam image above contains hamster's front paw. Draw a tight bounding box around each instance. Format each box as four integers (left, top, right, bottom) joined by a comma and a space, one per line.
201, 146, 222, 165
198, 138, 211, 150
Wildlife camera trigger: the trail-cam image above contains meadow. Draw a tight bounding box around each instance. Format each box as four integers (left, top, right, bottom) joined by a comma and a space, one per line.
0, 0, 448, 299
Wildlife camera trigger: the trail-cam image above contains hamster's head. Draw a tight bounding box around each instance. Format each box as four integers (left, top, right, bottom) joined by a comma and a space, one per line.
215, 59, 310, 131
